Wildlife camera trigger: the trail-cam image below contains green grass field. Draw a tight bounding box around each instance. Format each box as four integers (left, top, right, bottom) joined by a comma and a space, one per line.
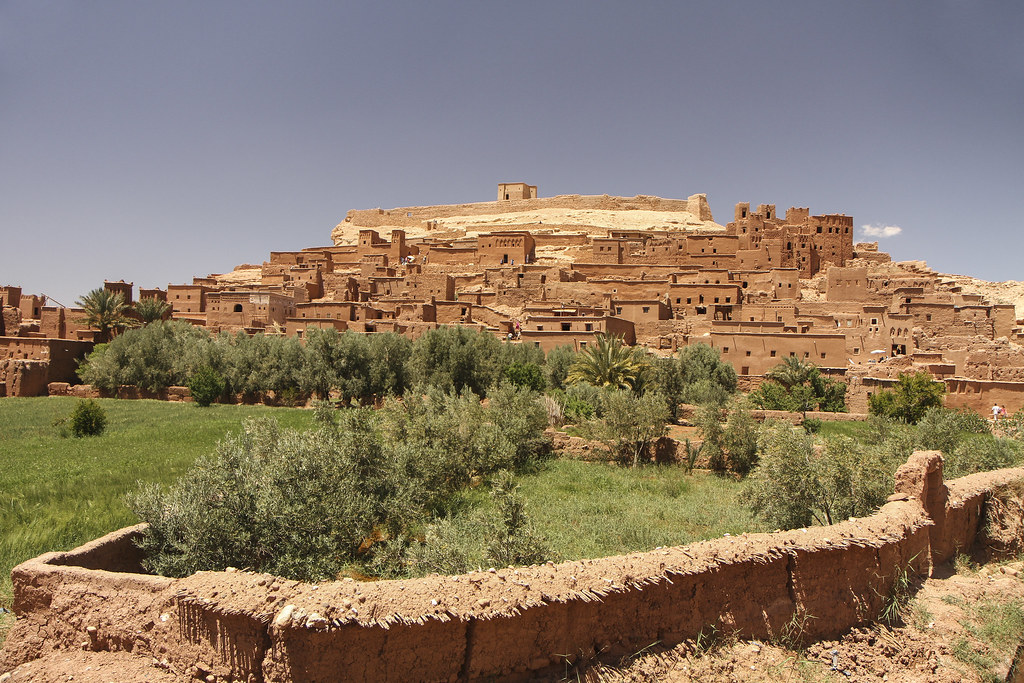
0, 397, 313, 606
817, 420, 876, 439
1, 398, 761, 605
513, 459, 762, 559
451, 459, 762, 562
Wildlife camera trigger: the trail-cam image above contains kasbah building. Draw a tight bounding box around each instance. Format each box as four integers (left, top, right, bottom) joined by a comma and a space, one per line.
2, 183, 1023, 415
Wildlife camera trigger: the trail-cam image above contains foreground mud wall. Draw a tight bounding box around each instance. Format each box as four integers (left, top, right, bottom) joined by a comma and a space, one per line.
3, 453, 1023, 682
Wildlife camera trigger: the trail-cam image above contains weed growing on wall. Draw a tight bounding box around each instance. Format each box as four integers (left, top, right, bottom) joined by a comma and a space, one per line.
879, 558, 919, 627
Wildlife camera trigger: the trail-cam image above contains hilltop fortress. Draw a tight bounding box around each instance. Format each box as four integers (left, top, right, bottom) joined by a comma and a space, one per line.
2, 184, 1023, 412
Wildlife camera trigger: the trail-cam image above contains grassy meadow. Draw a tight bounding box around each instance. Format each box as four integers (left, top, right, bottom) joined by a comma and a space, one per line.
0, 397, 761, 608
460, 459, 761, 561
0, 397, 313, 606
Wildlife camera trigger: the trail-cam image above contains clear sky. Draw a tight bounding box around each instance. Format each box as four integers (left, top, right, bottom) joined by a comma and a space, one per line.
3, 1, 1022, 306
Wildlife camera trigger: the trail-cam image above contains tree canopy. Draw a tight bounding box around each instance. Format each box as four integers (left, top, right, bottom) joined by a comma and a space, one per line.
868, 371, 945, 424
567, 333, 648, 391
75, 287, 135, 342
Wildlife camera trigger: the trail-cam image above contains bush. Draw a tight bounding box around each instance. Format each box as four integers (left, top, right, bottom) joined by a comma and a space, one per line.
130, 389, 552, 581
868, 371, 945, 424
311, 399, 337, 427
69, 399, 107, 437
724, 403, 760, 474
1002, 410, 1024, 441
677, 343, 737, 406
945, 437, 1024, 478
802, 418, 823, 434
188, 366, 225, 407
544, 345, 576, 391
745, 423, 892, 529
915, 407, 990, 455
558, 383, 601, 424
408, 325, 503, 396
404, 471, 551, 575
404, 517, 481, 576
694, 403, 726, 471
77, 320, 215, 392
581, 389, 670, 467
484, 470, 550, 566
503, 362, 546, 392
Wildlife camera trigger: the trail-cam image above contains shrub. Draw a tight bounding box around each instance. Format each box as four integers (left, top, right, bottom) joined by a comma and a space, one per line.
748, 379, 798, 411
677, 343, 737, 406
130, 417, 380, 579
868, 371, 945, 424
945, 437, 1024, 478
404, 517, 480, 576
503, 362, 546, 392
222, 332, 304, 398
130, 389, 552, 580
69, 399, 107, 437
408, 325, 504, 396
484, 470, 550, 566
1001, 410, 1024, 441
745, 423, 891, 529
311, 399, 337, 427
916, 406, 990, 455
694, 403, 726, 471
77, 320, 215, 392
559, 382, 601, 424
802, 418, 823, 434
724, 403, 760, 474
544, 345, 576, 391
581, 389, 670, 467
188, 366, 225, 407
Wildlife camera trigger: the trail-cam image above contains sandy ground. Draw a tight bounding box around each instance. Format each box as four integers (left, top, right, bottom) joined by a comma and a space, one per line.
430, 208, 723, 234
204, 266, 263, 288
945, 274, 1024, 321
332, 207, 724, 245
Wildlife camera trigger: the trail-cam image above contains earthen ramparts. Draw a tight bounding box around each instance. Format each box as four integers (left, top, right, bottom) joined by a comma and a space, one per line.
4, 453, 1022, 682
336, 194, 717, 234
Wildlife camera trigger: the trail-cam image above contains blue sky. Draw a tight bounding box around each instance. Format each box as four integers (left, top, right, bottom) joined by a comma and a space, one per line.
2, 1, 1022, 306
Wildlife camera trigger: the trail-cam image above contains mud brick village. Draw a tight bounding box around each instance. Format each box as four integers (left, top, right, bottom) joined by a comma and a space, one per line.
5, 185, 1024, 683
3, 183, 1023, 413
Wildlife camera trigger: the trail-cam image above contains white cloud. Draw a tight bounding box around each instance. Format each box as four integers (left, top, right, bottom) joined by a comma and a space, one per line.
860, 224, 903, 238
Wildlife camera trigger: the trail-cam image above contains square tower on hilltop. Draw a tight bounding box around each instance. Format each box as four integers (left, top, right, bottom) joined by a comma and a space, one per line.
497, 182, 537, 201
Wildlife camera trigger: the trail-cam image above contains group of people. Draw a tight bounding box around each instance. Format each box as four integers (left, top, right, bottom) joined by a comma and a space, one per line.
992, 404, 1009, 421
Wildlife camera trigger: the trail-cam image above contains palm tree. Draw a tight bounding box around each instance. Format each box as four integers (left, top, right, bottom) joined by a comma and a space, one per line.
765, 355, 815, 389
134, 297, 171, 324
567, 333, 647, 390
75, 287, 135, 342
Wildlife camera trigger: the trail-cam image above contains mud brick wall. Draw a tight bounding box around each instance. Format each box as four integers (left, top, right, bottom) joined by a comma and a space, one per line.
3, 453, 1023, 682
